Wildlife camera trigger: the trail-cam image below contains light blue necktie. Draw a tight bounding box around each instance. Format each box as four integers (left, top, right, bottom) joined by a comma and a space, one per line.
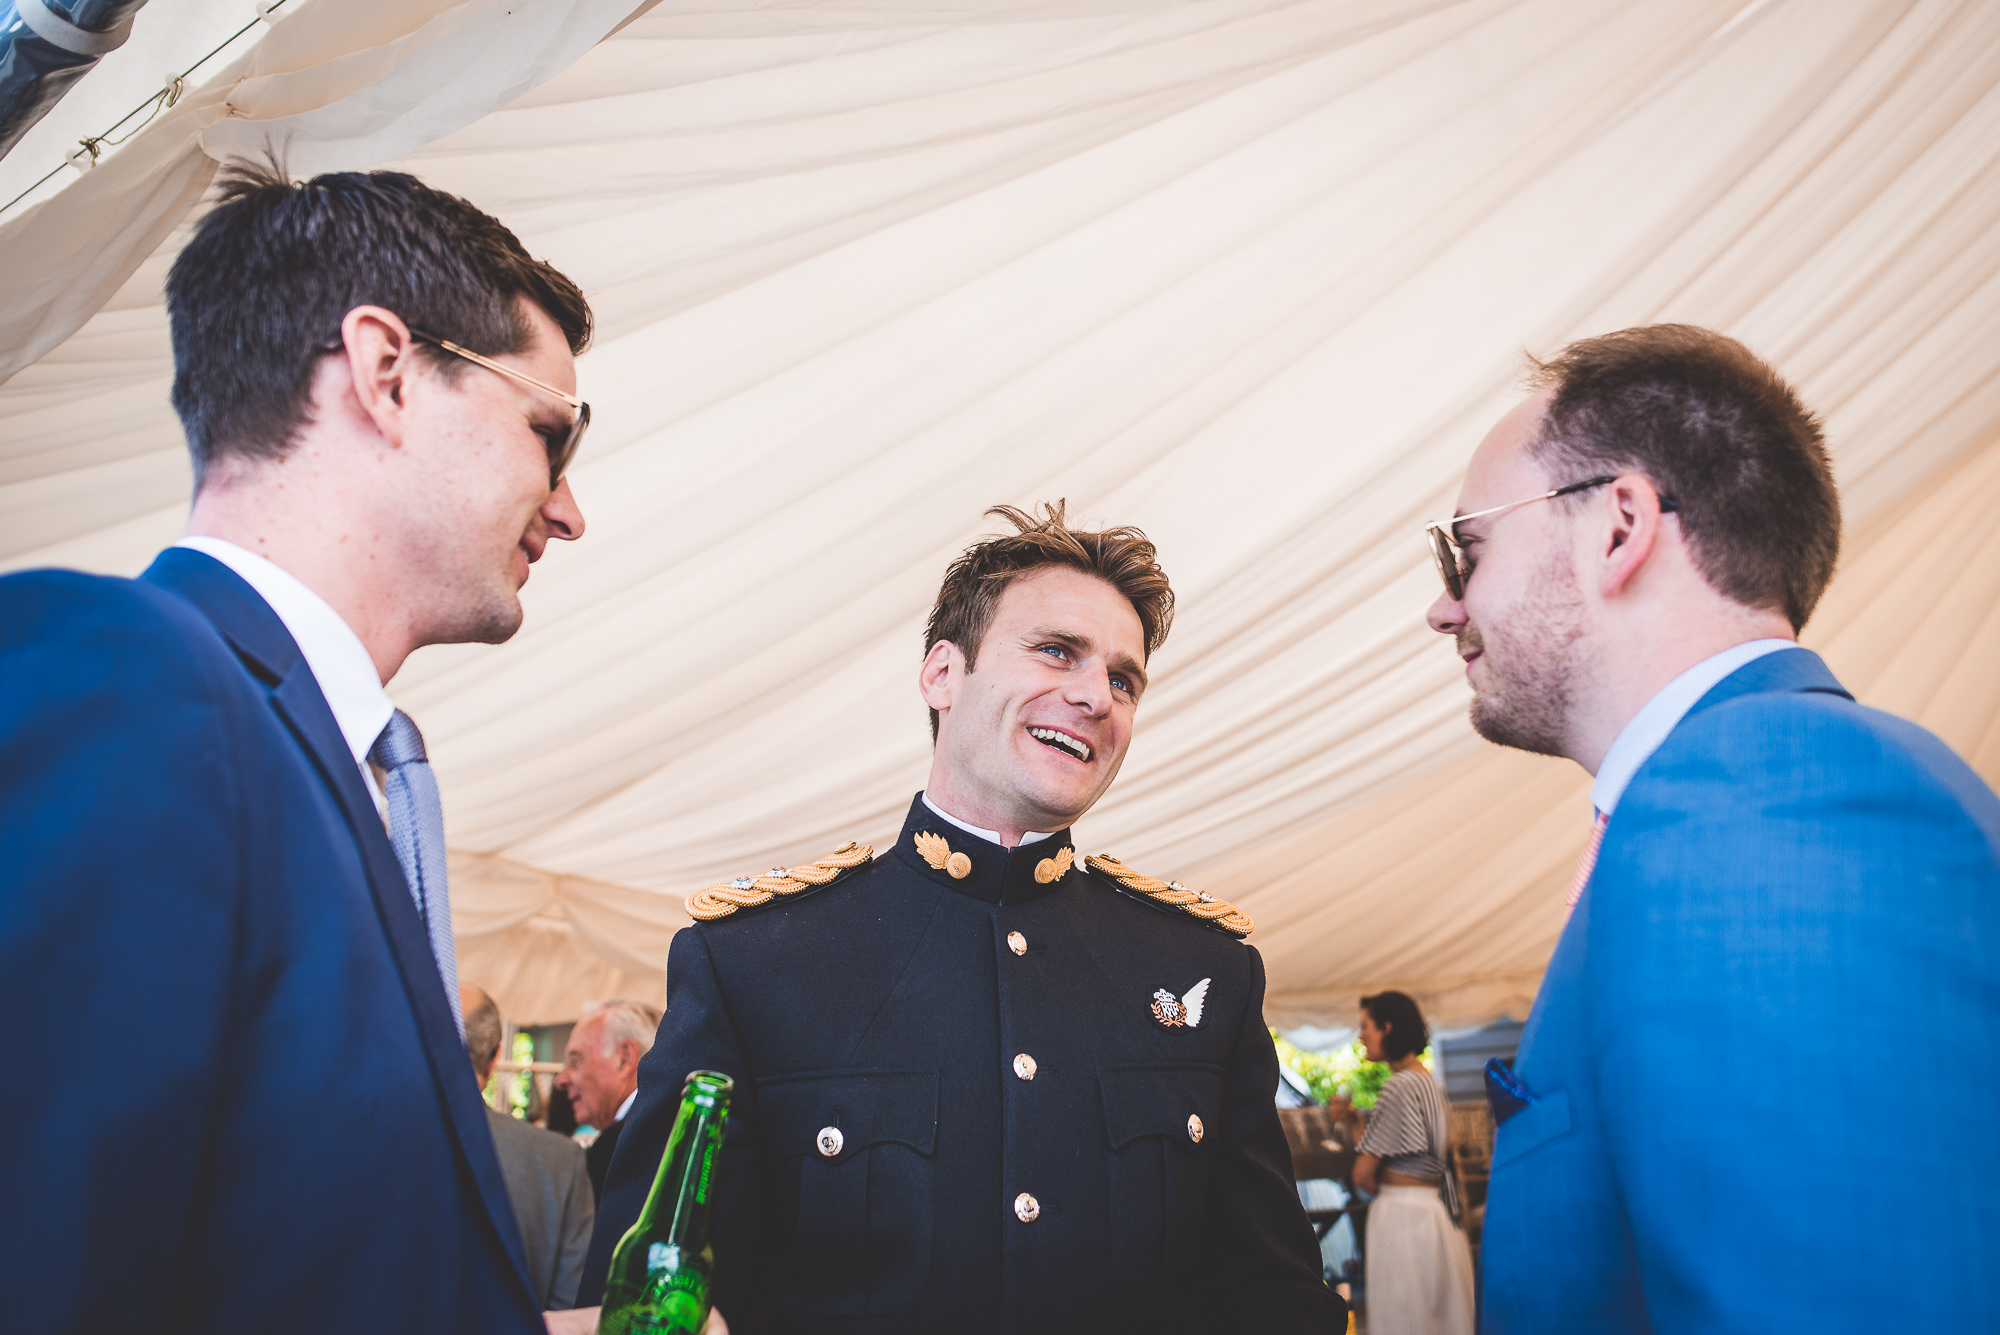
370, 709, 464, 1039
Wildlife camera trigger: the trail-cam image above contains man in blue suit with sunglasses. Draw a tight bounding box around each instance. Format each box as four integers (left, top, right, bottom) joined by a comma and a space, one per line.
1425, 325, 1999, 1332
0, 163, 591, 1333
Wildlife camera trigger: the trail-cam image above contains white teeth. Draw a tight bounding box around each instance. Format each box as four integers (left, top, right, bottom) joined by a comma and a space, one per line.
1028, 727, 1091, 762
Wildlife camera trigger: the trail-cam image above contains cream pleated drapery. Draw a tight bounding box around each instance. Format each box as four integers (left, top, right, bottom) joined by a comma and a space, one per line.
3, 0, 1998, 1025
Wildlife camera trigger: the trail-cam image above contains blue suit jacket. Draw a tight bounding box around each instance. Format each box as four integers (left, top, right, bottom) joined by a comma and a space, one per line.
0, 549, 544, 1333
1481, 647, 2000, 1333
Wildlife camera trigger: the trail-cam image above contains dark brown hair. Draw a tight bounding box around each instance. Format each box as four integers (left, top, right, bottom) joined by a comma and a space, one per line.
923, 501, 1174, 739
167, 160, 591, 486
1360, 990, 1428, 1061
1525, 324, 1839, 631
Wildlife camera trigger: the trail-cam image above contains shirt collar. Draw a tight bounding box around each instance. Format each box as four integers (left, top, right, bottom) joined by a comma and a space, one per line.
615, 1088, 637, 1124
175, 537, 395, 769
1590, 638, 1796, 817
921, 792, 1054, 847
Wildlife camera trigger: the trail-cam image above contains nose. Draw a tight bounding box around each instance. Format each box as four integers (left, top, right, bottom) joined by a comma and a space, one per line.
1066, 666, 1113, 717
542, 476, 586, 542
1426, 587, 1465, 636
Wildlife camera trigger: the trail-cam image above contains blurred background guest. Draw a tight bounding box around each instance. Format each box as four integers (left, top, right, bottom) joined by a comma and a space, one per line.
556, 998, 661, 1200
464, 986, 597, 1311
1336, 991, 1474, 1335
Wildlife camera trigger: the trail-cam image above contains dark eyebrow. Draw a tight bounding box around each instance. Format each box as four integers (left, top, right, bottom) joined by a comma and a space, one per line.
1027, 626, 1148, 695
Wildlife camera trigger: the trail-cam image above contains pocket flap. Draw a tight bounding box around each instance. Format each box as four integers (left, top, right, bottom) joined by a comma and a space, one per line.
759, 1069, 938, 1162
1492, 1088, 1571, 1169
1098, 1063, 1225, 1150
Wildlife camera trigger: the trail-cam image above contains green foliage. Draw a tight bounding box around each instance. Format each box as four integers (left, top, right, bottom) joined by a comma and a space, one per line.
509, 1031, 535, 1120
1271, 1029, 1433, 1109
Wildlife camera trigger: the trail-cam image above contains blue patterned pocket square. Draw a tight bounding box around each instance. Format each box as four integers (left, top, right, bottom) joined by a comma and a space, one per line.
1484, 1057, 1535, 1125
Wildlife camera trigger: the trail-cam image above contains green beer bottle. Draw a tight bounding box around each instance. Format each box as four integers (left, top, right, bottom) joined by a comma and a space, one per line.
596, 1070, 734, 1335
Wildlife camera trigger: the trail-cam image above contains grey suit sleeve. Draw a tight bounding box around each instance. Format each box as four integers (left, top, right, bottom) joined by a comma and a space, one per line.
547, 1142, 597, 1309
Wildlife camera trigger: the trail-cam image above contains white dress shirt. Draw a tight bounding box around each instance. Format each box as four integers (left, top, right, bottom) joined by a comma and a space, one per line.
1590, 638, 1797, 818
615, 1088, 638, 1124
175, 537, 395, 800
921, 792, 1053, 847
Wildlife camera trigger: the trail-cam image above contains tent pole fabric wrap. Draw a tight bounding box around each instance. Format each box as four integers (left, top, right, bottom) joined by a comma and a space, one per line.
0, 0, 151, 160
3, 0, 1999, 1026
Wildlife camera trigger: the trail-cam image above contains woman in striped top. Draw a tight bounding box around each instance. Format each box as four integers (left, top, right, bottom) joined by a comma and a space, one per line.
1341, 991, 1474, 1335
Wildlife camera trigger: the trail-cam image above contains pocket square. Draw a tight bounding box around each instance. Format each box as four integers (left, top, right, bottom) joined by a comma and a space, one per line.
1484, 1057, 1535, 1126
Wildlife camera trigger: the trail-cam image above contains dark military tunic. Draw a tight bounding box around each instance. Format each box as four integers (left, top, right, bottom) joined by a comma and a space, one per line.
578, 795, 1343, 1334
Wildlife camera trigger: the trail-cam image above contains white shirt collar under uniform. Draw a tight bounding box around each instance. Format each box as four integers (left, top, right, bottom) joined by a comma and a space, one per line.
1590, 638, 1796, 818
922, 793, 1054, 848
174, 537, 396, 781
615, 1088, 637, 1124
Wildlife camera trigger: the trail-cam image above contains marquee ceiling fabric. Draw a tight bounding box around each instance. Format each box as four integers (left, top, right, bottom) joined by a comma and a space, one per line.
4, 0, 1998, 1026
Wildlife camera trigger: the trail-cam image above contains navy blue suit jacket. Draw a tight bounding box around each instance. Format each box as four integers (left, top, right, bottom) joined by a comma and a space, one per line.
1481, 648, 2000, 1332
0, 549, 544, 1333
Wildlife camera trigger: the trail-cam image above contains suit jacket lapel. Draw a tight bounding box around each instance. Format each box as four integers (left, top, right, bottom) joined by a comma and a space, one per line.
140, 548, 536, 1301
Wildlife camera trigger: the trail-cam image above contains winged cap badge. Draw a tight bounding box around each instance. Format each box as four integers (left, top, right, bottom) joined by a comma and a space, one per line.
1150, 977, 1210, 1028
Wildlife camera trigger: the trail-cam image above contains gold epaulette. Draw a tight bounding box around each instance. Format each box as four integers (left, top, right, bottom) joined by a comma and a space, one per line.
1084, 854, 1255, 937
685, 842, 874, 922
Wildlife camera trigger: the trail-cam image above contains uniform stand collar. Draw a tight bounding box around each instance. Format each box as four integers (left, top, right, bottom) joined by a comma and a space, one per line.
895, 794, 1076, 906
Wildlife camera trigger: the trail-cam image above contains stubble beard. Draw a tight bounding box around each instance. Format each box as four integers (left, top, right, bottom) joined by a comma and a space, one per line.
426, 567, 526, 647
1463, 555, 1588, 760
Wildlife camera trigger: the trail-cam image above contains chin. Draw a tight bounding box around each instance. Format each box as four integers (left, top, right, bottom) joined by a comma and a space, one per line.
1018, 776, 1104, 829
463, 591, 526, 646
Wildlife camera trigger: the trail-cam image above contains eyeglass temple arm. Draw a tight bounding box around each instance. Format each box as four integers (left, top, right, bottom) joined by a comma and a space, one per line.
1425, 475, 1676, 540
410, 328, 584, 410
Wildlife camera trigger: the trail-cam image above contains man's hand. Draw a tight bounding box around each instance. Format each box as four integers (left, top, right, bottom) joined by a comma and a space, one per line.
545, 1307, 729, 1334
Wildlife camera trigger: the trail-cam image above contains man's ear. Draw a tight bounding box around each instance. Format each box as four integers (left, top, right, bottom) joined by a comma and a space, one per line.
1596, 473, 1672, 600
917, 640, 959, 713
616, 1040, 643, 1075
338, 305, 421, 448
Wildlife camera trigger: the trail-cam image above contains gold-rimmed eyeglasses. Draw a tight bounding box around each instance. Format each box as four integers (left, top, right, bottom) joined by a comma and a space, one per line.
1424, 476, 1680, 600
408, 327, 590, 490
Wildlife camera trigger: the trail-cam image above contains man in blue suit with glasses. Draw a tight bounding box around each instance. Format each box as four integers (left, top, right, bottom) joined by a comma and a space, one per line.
0, 163, 591, 1332
1425, 324, 1999, 1332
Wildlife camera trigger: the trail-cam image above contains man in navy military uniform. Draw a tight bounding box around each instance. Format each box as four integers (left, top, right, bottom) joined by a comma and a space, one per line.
575, 503, 1342, 1334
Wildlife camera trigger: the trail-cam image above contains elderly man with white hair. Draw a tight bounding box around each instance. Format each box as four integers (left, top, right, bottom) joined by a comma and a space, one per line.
556, 998, 663, 1201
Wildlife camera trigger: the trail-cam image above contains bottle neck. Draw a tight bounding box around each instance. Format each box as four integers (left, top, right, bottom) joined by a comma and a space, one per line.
635, 1091, 725, 1246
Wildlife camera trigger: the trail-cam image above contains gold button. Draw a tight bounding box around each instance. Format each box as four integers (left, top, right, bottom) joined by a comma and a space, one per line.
1007, 931, 1027, 955
1014, 1192, 1041, 1223
946, 851, 972, 879
1013, 1053, 1037, 1081
1033, 859, 1056, 884
816, 1126, 844, 1158
1187, 1114, 1204, 1144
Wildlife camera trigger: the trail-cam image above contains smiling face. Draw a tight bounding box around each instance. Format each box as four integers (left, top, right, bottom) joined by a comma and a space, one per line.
922, 566, 1148, 838
1427, 394, 1594, 759
393, 300, 586, 648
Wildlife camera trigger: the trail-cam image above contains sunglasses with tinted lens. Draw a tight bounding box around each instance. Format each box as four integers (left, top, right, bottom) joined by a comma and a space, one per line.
1423, 476, 1667, 600
407, 328, 589, 489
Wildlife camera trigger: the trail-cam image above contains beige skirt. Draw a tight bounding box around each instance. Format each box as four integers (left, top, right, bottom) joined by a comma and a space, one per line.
1365, 1184, 1475, 1335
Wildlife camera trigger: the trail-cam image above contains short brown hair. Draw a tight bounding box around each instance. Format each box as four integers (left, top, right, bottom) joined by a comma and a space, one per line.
168, 160, 592, 487
1525, 324, 1839, 631
924, 502, 1174, 739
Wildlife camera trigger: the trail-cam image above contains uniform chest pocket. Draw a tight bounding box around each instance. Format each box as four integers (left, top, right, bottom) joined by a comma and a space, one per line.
757, 1069, 938, 1317
1099, 1062, 1225, 1305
